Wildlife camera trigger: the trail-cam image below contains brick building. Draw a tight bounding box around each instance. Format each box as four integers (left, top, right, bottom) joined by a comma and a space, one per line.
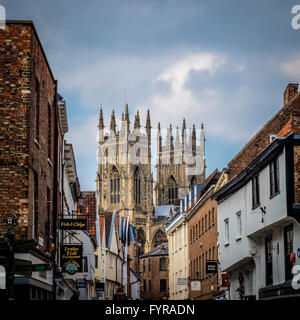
0, 21, 67, 300
186, 170, 222, 300
140, 243, 169, 300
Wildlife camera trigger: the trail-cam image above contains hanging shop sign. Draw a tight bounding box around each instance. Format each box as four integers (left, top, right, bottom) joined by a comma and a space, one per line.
60, 245, 83, 275
3, 213, 18, 229
59, 219, 87, 230
222, 273, 230, 288
206, 261, 218, 274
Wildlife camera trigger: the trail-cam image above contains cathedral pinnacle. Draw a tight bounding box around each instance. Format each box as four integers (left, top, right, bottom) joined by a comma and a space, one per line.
110, 110, 116, 133
99, 106, 104, 129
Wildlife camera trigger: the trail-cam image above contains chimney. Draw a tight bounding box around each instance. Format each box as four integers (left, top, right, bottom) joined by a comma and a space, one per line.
284, 83, 299, 106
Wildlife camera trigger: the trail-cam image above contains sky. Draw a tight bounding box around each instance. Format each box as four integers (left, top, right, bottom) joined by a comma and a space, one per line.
2, 0, 300, 190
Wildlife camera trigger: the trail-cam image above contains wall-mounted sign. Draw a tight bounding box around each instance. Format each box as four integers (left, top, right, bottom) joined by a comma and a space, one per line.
60, 245, 82, 275
206, 261, 218, 274
59, 219, 87, 230
191, 281, 201, 291
76, 278, 86, 288
96, 282, 105, 292
178, 278, 189, 285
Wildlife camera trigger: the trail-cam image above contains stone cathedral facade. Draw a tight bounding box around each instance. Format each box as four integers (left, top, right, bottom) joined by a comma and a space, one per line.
96, 104, 206, 253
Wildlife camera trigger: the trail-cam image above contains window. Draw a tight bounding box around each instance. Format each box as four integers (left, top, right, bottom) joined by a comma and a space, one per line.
168, 176, 178, 204
224, 218, 229, 244
83, 256, 88, 273
252, 175, 260, 208
198, 221, 201, 236
205, 215, 207, 231
149, 280, 151, 291
143, 260, 145, 273
148, 259, 151, 272
212, 208, 215, 224
110, 167, 120, 204
236, 211, 242, 239
159, 257, 167, 271
190, 228, 192, 242
202, 218, 204, 233
270, 158, 280, 197
195, 224, 198, 237
160, 279, 167, 292
95, 254, 98, 268
143, 279, 146, 292
208, 211, 211, 227
134, 167, 141, 205
212, 247, 215, 260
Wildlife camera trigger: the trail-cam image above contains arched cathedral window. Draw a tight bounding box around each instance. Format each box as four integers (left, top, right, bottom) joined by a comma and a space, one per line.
110, 166, 120, 204
168, 175, 178, 204
134, 166, 141, 205
190, 176, 196, 189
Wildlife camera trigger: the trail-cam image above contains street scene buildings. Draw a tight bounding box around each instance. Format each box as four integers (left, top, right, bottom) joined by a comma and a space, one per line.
0, 18, 300, 301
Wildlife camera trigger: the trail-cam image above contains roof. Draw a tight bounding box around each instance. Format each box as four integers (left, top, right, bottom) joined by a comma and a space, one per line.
213, 133, 299, 203
141, 243, 168, 258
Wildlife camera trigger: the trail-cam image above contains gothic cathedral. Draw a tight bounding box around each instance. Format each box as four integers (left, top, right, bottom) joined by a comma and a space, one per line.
96, 104, 206, 253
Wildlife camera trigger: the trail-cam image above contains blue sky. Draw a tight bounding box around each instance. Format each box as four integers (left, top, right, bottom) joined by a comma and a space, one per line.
2, 0, 300, 190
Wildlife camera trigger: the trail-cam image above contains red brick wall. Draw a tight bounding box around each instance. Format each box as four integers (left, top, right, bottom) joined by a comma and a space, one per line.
187, 197, 219, 300
228, 85, 300, 179
140, 255, 169, 300
0, 22, 56, 254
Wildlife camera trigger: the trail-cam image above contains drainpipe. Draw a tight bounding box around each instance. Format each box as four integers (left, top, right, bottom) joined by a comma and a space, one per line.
52, 79, 58, 301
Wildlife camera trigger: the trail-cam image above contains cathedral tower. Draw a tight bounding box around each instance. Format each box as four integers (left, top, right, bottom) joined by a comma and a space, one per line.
155, 120, 206, 206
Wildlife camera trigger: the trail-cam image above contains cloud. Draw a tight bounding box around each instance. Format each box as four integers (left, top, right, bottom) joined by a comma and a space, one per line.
281, 55, 300, 79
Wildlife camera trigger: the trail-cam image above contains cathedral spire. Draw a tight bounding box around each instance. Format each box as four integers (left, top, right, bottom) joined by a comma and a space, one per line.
192, 124, 196, 156
175, 126, 180, 147
157, 122, 162, 154
169, 124, 174, 151
134, 110, 141, 130
99, 106, 104, 129
182, 118, 186, 157
110, 110, 116, 133
200, 122, 205, 157
146, 109, 151, 129
125, 104, 130, 133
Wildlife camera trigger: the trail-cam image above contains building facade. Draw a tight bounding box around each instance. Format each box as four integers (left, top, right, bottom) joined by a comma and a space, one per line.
0, 21, 68, 300
140, 243, 169, 300
213, 83, 300, 300
186, 170, 221, 300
